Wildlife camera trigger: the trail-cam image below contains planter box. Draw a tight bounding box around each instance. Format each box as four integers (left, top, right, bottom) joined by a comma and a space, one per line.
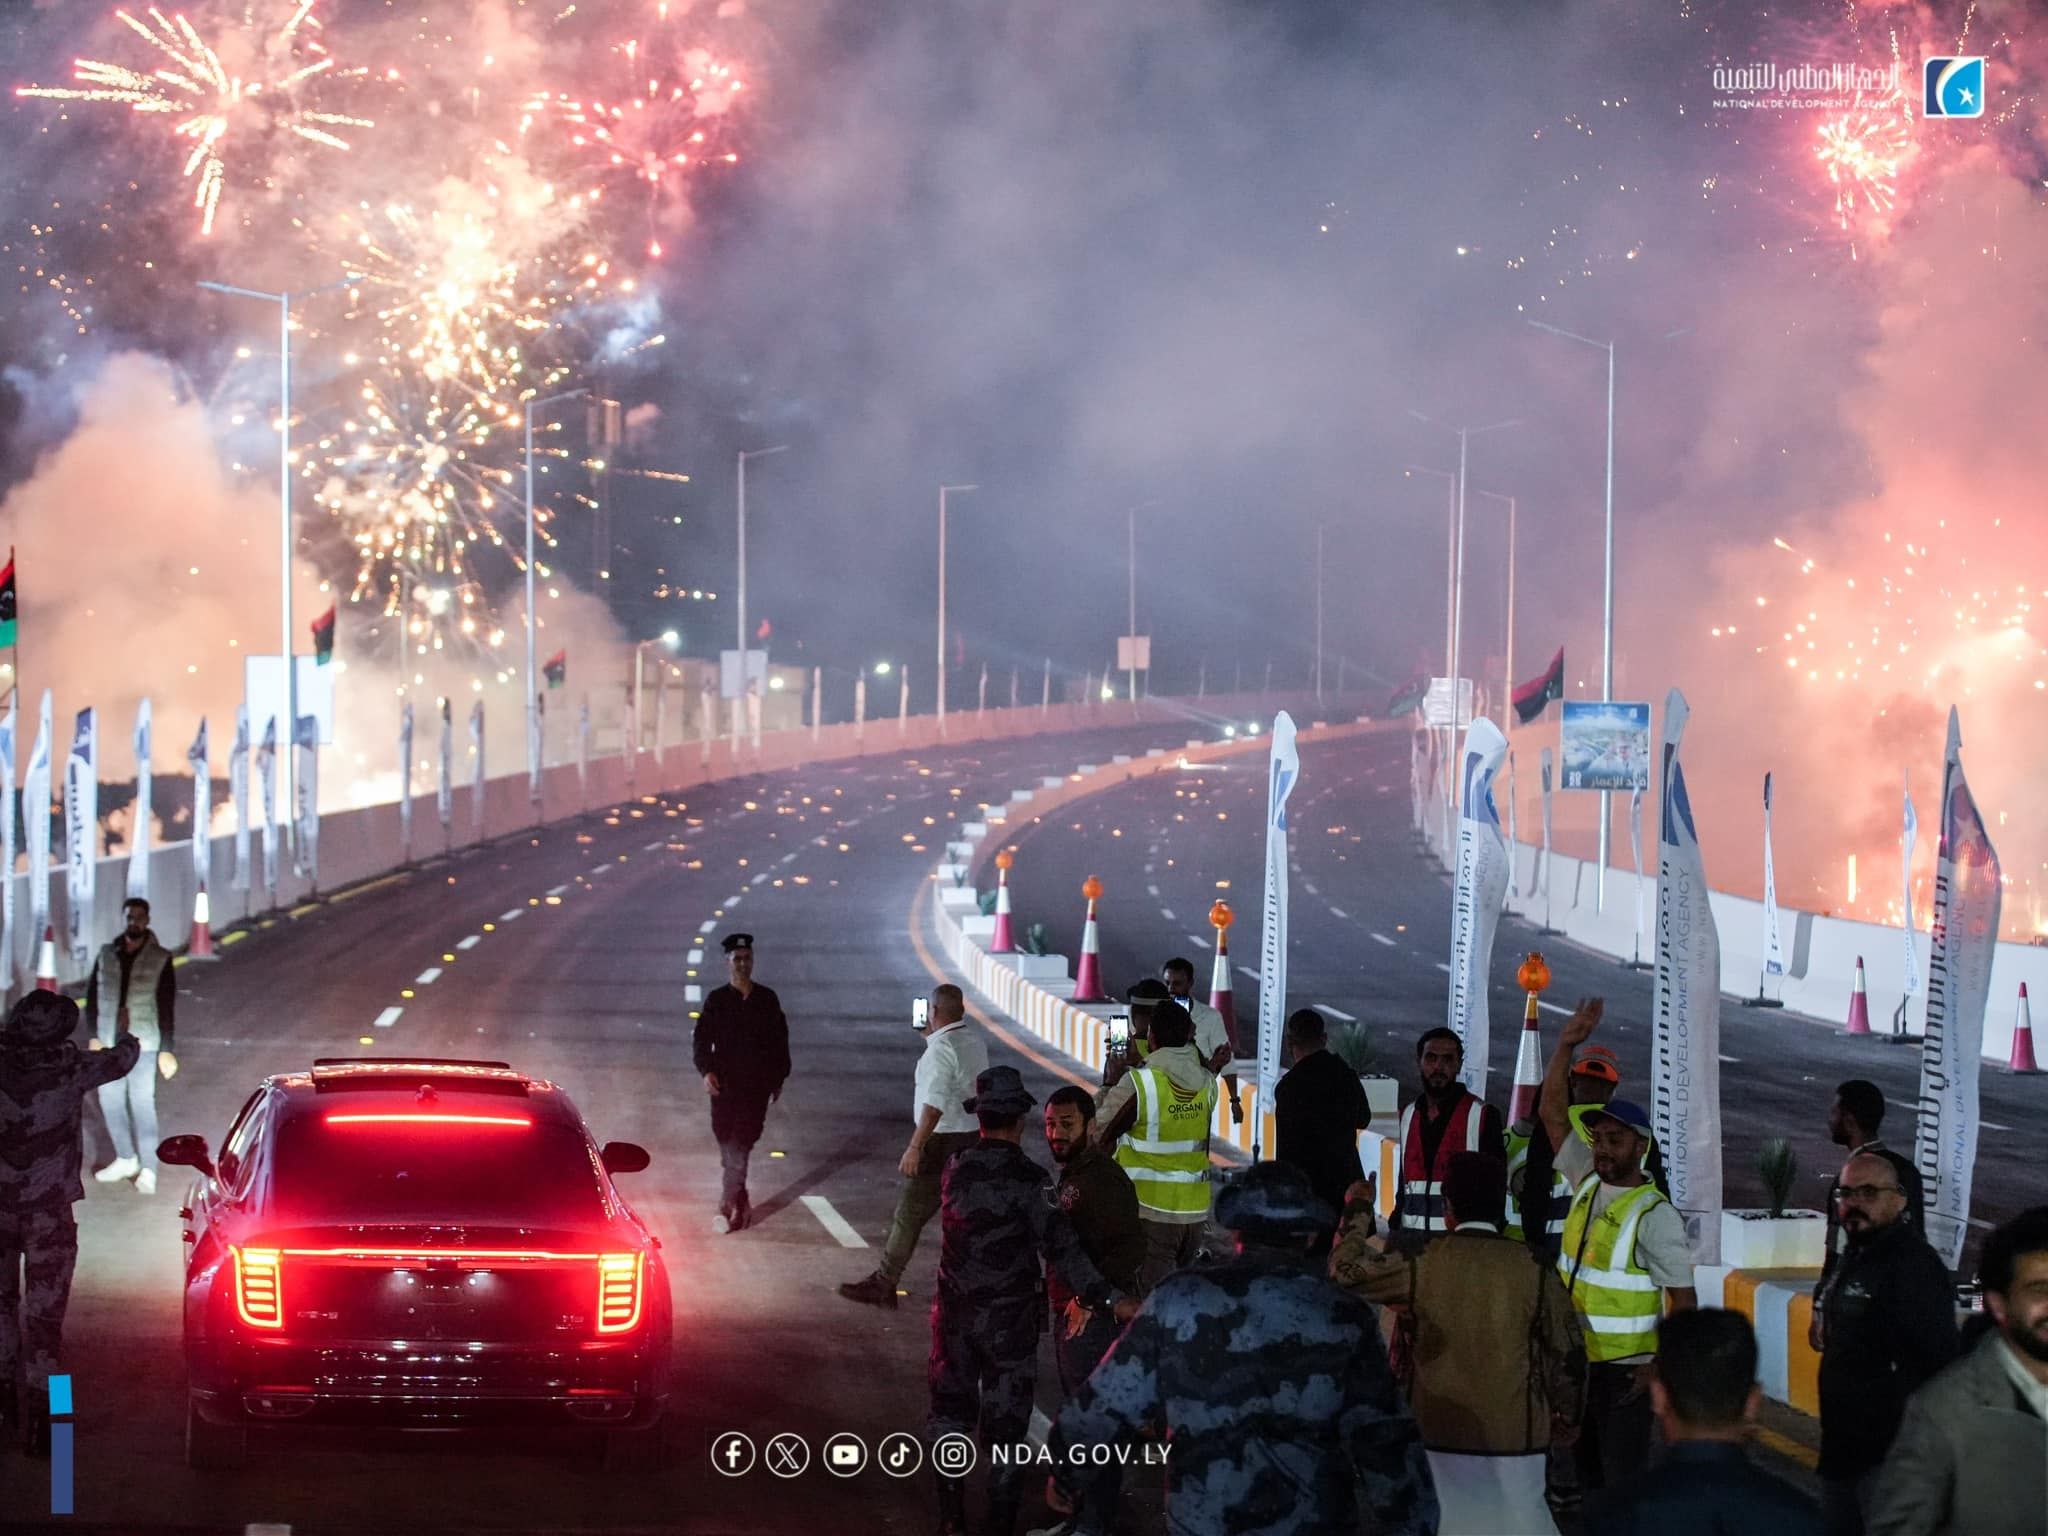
938, 886, 982, 912
960, 915, 997, 938
945, 840, 976, 860
935, 863, 970, 883
959, 822, 988, 839
1720, 1209, 1827, 1271
1361, 1075, 1400, 1120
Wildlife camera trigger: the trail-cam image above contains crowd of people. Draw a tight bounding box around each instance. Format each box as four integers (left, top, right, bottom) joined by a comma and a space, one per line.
811, 953, 2047, 1536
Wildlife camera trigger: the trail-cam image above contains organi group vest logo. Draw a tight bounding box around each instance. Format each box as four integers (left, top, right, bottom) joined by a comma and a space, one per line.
1924, 57, 1986, 118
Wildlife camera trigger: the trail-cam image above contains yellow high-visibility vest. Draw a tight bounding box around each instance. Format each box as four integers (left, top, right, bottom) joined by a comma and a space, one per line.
1556, 1174, 1667, 1363
1116, 1066, 1216, 1218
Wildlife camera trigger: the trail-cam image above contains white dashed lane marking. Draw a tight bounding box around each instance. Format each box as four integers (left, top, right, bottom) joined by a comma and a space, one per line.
546, 883, 569, 897
644, 839, 666, 851
372, 1007, 403, 1029
1328, 907, 1348, 920
456, 935, 480, 951
1159, 908, 1176, 924
698, 920, 717, 934
1186, 934, 1211, 951
1314, 1004, 1358, 1023
500, 909, 525, 923
688, 949, 704, 965
685, 985, 703, 1004
415, 967, 442, 985
1370, 932, 1397, 947
801, 1196, 868, 1249
751, 872, 769, 886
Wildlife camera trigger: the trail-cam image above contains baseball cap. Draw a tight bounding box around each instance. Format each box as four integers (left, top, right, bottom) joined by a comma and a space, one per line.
1572, 1098, 1654, 1144
1570, 1046, 1621, 1085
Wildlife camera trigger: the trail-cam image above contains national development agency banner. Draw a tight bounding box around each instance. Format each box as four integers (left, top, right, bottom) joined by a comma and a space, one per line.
1651, 690, 1723, 1263
1447, 718, 1509, 1101
1915, 708, 2001, 1270
1255, 711, 1300, 1118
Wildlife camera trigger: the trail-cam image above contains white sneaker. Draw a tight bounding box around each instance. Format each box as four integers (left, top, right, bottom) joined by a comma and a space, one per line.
711, 1212, 731, 1234
135, 1168, 157, 1196
94, 1156, 140, 1184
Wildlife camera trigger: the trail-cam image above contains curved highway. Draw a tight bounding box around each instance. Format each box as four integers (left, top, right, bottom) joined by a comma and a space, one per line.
5, 721, 1207, 1534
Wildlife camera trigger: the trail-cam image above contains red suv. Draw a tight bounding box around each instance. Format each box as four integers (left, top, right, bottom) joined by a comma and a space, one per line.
159, 1058, 671, 1467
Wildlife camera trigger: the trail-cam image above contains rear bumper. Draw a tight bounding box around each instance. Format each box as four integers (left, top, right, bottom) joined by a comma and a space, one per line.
190, 1335, 669, 1429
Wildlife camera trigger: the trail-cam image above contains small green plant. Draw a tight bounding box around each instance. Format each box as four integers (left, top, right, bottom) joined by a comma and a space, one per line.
1329, 1022, 1377, 1076
977, 888, 998, 915
1022, 922, 1049, 957
1758, 1138, 1798, 1219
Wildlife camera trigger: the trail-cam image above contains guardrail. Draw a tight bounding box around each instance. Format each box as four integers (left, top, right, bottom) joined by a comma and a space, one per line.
1418, 787, 2048, 1062
5, 688, 1363, 996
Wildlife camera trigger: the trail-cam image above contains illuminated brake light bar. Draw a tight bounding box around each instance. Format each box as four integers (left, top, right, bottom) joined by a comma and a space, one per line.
233, 1247, 284, 1329
323, 1113, 532, 1127
596, 1253, 643, 1334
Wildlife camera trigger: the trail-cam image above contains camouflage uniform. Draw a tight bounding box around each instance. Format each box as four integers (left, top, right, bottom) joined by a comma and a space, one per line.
1048, 1164, 1440, 1536
930, 1067, 1125, 1535
0, 992, 141, 1406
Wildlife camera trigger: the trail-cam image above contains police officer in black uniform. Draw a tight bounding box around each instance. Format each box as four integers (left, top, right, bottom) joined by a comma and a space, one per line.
690, 933, 789, 1233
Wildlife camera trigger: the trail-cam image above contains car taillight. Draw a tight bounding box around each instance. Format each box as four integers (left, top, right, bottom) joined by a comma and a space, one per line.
596, 1252, 642, 1334
233, 1247, 284, 1329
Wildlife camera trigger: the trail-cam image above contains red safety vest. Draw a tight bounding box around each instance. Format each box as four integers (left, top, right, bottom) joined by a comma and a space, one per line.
1397, 1092, 1487, 1233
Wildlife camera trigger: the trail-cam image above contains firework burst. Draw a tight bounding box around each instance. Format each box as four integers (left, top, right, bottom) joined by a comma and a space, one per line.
1815, 88, 1911, 237
16, 1, 371, 235
527, 34, 745, 259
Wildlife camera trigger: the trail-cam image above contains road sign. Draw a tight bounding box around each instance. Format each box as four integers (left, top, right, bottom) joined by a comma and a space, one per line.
1560, 699, 1652, 791
718, 648, 769, 701
1423, 677, 1474, 729
245, 656, 335, 744
1115, 635, 1152, 672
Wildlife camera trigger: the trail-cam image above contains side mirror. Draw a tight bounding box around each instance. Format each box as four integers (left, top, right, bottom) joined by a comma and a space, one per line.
601, 1141, 651, 1175
157, 1134, 215, 1178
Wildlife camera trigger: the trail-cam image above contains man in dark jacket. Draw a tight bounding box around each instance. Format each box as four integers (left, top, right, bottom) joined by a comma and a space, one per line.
1588, 1308, 1821, 1535
1812, 1080, 1926, 1350
0, 990, 141, 1452
1042, 1084, 1144, 1395
1273, 1006, 1369, 1223
1816, 1150, 1958, 1536
689, 933, 790, 1233
929, 1067, 1135, 1536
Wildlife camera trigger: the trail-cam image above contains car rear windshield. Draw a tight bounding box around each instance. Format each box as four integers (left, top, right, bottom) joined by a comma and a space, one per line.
271, 1111, 607, 1227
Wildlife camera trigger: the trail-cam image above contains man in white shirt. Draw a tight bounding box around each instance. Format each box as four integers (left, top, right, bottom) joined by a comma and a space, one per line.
1162, 958, 1245, 1126
840, 985, 989, 1310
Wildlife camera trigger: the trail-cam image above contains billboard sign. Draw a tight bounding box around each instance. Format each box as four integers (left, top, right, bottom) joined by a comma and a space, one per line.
1560, 699, 1651, 791
718, 648, 770, 701
1115, 635, 1152, 672
1423, 677, 1475, 729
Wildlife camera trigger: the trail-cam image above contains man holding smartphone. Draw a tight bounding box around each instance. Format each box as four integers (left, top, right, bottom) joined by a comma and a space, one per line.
840, 985, 988, 1309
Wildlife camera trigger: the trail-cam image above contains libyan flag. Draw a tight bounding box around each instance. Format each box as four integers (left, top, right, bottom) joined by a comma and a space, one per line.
310, 603, 336, 665
1512, 646, 1565, 725
543, 649, 567, 689
0, 548, 15, 650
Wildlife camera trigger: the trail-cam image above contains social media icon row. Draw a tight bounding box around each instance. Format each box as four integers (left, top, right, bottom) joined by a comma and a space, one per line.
710, 1430, 932, 1478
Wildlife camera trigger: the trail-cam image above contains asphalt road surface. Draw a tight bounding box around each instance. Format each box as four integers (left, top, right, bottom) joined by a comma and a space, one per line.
0, 723, 1211, 1535
1001, 727, 2048, 1241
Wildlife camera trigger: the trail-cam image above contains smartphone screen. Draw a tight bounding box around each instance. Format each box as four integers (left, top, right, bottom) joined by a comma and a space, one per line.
912, 996, 930, 1029
1108, 1012, 1130, 1043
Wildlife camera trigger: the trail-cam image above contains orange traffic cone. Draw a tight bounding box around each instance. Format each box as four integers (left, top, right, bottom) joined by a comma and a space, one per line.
2009, 983, 2041, 1075
1843, 956, 1872, 1037
1073, 876, 1106, 1002
1209, 900, 1239, 1054
35, 925, 58, 992
1510, 994, 1544, 1123
187, 885, 218, 962
991, 851, 1016, 954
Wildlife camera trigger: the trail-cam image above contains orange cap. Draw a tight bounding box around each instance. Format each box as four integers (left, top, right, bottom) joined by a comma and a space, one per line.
1210, 899, 1234, 930
1082, 875, 1103, 902
995, 849, 1014, 872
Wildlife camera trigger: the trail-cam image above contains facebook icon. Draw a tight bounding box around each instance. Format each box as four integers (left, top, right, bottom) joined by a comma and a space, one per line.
710, 1430, 756, 1476
1924, 56, 1986, 118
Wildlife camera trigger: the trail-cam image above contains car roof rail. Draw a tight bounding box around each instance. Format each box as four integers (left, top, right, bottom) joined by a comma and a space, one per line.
308, 1058, 532, 1096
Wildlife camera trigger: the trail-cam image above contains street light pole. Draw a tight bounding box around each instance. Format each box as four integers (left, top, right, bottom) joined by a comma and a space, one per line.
197, 274, 355, 838
1124, 499, 1157, 712
735, 445, 789, 747
937, 484, 977, 735
524, 386, 588, 797
1476, 491, 1517, 733
1315, 523, 1325, 704
1530, 319, 1619, 908
1409, 414, 1520, 738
